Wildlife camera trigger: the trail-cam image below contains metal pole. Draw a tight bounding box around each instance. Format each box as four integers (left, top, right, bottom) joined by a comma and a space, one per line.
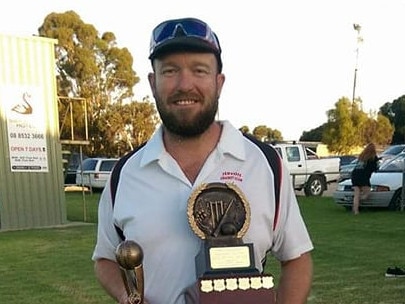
80, 145, 87, 221
401, 157, 405, 211
352, 66, 358, 104
352, 24, 363, 104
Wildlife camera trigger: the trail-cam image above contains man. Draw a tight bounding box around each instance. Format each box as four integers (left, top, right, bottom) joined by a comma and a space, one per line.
92, 17, 313, 304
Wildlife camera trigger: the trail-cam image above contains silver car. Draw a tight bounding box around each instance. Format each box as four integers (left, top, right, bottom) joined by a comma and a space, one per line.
76, 157, 118, 190
338, 145, 405, 183
379, 144, 405, 163
333, 152, 405, 211
338, 159, 358, 182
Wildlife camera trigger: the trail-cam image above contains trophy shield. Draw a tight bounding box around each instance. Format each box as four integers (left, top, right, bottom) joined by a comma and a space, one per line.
186, 182, 275, 304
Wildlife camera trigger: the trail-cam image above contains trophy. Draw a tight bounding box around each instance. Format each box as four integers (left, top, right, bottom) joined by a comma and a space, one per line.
186, 182, 275, 304
115, 240, 145, 304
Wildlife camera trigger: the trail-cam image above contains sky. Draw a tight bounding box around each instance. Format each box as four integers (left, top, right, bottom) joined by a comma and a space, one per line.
1, 0, 405, 140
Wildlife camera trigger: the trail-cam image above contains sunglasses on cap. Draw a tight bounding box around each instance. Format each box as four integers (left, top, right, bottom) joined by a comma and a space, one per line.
149, 18, 221, 59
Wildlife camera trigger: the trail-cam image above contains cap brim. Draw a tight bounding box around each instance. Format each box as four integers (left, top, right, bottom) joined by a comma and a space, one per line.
149, 36, 219, 60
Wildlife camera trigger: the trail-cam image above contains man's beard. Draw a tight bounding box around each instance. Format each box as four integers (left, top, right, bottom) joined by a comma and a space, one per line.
156, 97, 218, 138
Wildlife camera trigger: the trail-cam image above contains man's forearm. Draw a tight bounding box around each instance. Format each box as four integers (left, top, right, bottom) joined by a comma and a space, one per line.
94, 258, 127, 302
276, 252, 313, 304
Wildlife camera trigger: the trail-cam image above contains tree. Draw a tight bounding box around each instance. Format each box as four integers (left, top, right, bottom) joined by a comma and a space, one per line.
323, 97, 357, 154
268, 128, 283, 142
252, 125, 268, 141
380, 96, 405, 144
97, 98, 159, 156
323, 97, 394, 154
300, 124, 326, 142
252, 125, 283, 142
350, 98, 369, 145
362, 113, 393, 146
38, 11, 157, 156
239, 125, 250, 134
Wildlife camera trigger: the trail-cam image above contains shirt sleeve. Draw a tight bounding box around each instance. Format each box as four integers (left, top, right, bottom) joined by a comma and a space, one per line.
270, 162, 314, 261
92, 181, 122, 261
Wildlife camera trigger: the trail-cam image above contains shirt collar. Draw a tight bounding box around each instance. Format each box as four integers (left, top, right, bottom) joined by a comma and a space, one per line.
216, 120, 246, 161
140, 120, 246, 167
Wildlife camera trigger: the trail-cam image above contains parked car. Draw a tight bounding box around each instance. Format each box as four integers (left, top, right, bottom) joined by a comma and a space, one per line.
271, 142, 340, 196
379, 144, 405, 163
337, 155, 357, 168
337, 145, 405, 182
76, 157, 119, 190
338, 159, 358, 182
63, 152, 88, 185
333, 152, 405, 211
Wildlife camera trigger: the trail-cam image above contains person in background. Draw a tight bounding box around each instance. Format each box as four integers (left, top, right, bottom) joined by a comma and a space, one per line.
351, 143, 380, 215
92, 17, 313, 304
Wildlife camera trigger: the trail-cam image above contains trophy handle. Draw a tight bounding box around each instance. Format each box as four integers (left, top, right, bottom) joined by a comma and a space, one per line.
134, 264, 144, 300
115, 240, 144, 304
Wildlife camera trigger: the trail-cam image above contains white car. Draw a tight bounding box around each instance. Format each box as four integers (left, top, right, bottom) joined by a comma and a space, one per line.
379, 144, 405, 163
337, 145, 405, 183
333, 152, 405, 211
76, 157, 118, 190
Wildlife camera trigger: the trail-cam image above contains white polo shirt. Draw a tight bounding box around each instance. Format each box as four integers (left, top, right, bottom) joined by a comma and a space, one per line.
92, 120, 313, 304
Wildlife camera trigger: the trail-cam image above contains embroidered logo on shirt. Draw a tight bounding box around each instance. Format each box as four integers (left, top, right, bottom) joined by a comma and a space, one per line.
220, 171, 243, 182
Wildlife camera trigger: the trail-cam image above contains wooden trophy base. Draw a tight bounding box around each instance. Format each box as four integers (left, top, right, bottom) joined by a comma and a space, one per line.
185, 273, 276, 304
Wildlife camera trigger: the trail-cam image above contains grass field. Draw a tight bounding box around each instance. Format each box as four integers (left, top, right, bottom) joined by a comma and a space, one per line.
0, 191, 404, 304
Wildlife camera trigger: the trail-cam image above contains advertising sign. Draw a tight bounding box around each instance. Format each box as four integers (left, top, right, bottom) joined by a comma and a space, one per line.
1, 86, 49, 172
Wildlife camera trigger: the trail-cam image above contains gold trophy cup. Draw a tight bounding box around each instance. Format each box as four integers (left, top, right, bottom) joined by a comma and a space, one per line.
115, 240, 145, 304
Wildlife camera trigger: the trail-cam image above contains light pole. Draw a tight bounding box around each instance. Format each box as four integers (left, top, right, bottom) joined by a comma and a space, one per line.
352, 23, 363, 104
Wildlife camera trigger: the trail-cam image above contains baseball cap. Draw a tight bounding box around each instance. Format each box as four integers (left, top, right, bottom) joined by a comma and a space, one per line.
149, 18, 222, 72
